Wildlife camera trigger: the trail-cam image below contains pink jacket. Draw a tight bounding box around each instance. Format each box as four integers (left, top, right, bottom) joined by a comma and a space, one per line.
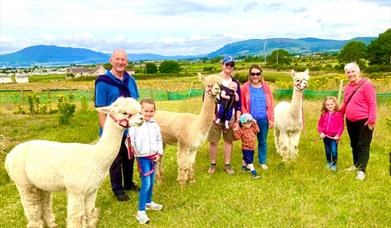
241, 81, 274, 123
340, 79, 377, 124
317, 111, 344, 138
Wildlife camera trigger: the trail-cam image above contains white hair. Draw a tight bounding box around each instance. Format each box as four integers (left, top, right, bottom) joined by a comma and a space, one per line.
344, 62, 360, 73
111, 49, 127, 58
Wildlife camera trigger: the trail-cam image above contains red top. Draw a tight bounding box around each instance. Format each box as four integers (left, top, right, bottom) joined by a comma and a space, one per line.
241, 81, 274, 123
233, 122, 260, 150
317, 111, 344, 138
340, 79, 377, 124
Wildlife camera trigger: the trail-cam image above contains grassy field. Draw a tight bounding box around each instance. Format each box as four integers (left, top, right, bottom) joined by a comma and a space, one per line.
0, 96, 390, 227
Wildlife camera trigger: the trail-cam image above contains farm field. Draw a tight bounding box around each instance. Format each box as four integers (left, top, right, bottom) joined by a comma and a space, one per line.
0, 87, 390, 227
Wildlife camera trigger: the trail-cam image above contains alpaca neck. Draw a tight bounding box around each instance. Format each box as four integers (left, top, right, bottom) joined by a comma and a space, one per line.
194, 94, 216, 134
94, 115, 125, 172
290, 89, 303, 119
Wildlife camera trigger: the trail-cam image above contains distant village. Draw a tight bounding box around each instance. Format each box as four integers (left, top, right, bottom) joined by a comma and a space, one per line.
0, 65, 107, 84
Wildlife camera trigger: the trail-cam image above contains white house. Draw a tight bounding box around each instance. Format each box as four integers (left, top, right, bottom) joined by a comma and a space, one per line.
15, 73, 29, 83
67, 65, 106, 78
0, 73, 13, 83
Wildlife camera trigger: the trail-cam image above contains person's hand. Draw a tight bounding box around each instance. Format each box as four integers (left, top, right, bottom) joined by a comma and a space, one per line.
364, 120, 375, 131
320, 133, 325, 138
233, 125, 239, 131
269, 121, 274, 129
233, 121, 239, 130
333, 135, 339, 140
153, 154, 162, 162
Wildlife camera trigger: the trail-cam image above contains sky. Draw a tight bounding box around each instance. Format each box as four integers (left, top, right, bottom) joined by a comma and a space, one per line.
0, 0, 390, 56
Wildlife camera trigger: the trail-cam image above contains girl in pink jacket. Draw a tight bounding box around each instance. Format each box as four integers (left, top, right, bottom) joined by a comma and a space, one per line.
317, 96, 344, 171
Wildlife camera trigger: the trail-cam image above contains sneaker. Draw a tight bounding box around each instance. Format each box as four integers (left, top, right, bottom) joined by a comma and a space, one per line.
146, 201, 163, 211
124, 183, 140, 192
224, 164, 235, 175
241, 166, 250, 172
346, 165, 357, 172
330, 165, 337, 172
114, 191, 129, 201
260, 164, 268, 170
136, 211, 150, 224
356, 171, 366, 181
251, 170, 260, 179
208, 164, 216, 174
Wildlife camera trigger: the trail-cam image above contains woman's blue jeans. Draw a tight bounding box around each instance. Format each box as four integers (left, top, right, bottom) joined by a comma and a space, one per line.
256, 118, 269, 165
138, 157, 156, 211
323, 137, 338, 165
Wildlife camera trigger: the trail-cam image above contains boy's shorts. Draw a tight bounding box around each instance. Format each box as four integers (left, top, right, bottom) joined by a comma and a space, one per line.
242, 149, 255, 164
207, 122, 233, 142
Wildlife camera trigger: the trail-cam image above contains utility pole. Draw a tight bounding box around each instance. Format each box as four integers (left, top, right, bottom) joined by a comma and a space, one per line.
263, 39, 267, 65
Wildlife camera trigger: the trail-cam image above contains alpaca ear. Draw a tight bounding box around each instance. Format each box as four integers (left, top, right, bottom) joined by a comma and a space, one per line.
198, 73, 205, 82
304, 69, 309, 74
291, 70, 296, 78
96, 106, 111, 114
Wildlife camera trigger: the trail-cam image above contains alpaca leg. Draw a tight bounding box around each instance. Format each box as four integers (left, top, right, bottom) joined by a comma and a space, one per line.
274, 128, 280, 155
17, 185, 45, 228
41, 191, 57, 228
177, 145, 190, 186
67, 191, 86, 228
187, 150, 197, 183
155, 156, 164, 184
290, 131, 301, 160
85, 190, 99, 228
155, 144, 166, 184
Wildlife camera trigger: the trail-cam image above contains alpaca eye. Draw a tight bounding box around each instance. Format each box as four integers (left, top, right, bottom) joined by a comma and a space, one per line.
122, 112, 128, 115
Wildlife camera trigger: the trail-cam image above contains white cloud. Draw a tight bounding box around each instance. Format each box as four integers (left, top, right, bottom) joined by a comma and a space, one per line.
0, 0, 389, 55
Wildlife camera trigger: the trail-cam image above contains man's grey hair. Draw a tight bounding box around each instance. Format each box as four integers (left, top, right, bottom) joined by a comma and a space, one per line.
344, 62, 360, 73
111, 49, 128, 57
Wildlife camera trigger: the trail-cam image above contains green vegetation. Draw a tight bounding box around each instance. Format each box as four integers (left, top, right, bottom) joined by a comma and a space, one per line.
0, 97, 390, 227
159, 60, 181, 73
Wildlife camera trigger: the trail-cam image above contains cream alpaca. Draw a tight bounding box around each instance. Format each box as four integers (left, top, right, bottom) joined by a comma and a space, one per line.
5, 97, 143, 228
274, 69, 309, 161
154, 73, 221, 186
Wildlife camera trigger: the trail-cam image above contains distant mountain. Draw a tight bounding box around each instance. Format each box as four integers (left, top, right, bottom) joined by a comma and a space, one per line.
0, 45, 110, 67
206, 37, 376, 57
0, 36, 377, 67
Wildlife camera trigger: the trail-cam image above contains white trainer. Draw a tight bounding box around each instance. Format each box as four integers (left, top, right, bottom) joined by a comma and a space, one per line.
136, 211, 150, 224
146, 201, 163, 211
260, 164, 268, 170
355, 171, 366, 181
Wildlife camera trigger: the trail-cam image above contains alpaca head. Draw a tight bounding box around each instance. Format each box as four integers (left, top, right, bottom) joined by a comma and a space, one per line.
198, 73, 221, 97
291, 69, 310, 92
96, 97, 143, 128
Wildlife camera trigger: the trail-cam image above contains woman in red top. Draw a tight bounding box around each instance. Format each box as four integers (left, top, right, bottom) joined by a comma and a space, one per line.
340, 62, 377, 181
317, 96, 344, 171
241, 65, 274, 170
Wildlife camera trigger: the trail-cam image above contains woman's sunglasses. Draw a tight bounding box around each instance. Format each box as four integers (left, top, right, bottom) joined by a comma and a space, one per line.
224, 62, 235, 67
250, 72, 262, 76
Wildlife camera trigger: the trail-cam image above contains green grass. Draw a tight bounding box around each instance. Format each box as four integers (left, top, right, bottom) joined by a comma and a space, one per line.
0, 99, 390, 227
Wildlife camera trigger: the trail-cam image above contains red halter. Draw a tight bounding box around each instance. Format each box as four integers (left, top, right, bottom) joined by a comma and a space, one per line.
109, 113, 133, 128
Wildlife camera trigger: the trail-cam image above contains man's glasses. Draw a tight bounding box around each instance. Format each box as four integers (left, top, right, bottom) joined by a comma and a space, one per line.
224, 62, 235, 67
250, 72, 262, 76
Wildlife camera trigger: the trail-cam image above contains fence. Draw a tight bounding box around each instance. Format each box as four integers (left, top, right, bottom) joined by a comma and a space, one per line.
0, 88, 390, 105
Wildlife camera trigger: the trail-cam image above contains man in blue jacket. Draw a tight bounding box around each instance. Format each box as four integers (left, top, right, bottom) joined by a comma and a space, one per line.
95, 49, 139, 201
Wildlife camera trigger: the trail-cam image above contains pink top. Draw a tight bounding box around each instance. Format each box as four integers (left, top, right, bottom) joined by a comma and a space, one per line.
340, 79, 377, 124
317, 111, 344, 138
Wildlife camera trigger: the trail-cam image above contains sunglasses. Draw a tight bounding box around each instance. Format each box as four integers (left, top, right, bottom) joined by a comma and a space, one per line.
250, 72, 262, 76
224, 62, 235, 67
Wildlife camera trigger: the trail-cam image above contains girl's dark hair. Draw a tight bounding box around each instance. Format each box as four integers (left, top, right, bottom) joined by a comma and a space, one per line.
248, 64, 264, 84
140, 98, 156, 110
320, 96, 339, 114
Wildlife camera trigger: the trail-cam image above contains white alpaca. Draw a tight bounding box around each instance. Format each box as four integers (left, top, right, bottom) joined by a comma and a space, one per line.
5, 97, 143, 228
154, 73, 221, 186
274, 69, 309, 162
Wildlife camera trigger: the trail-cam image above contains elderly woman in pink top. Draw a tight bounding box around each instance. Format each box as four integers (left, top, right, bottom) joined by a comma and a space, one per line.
317, 96, 344, 171
340, 62, 377, 181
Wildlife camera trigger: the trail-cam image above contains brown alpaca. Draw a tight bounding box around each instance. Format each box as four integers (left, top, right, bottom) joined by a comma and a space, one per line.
154, 74, 221, 186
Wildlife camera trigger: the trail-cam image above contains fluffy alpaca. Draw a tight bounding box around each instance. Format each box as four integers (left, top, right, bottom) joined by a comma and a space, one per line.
5, 97, 143, 228
154, 73, 221, 186
274, 69, 309, 162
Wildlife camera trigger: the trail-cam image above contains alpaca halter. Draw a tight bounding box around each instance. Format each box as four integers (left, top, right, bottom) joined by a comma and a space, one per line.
110, 113, 133, 128
294, 80, 307, 92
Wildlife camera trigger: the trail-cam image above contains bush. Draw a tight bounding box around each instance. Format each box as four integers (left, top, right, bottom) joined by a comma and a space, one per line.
159, 60, 181, 73
57, 95, 76, 125
364, 65, 391, 73
145, 62, 158, 74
